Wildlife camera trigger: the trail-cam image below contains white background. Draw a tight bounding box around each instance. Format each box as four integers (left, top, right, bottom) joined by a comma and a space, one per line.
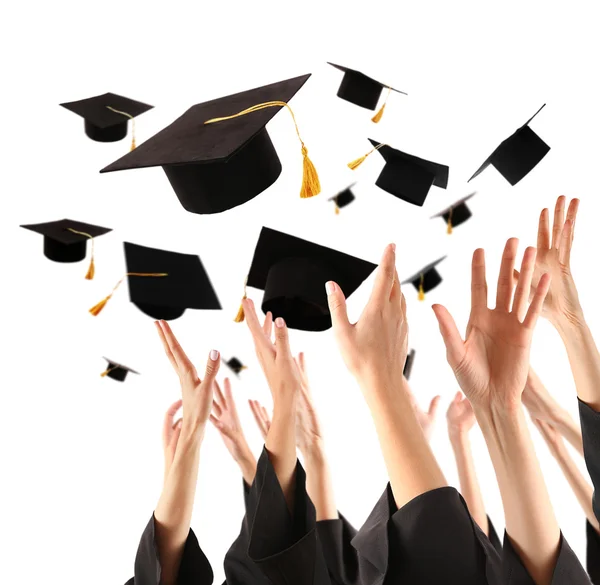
2, 1, 600, 583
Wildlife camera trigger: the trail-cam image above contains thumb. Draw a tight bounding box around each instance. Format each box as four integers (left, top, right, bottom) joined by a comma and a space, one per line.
326, 281, 350, 333
428, 395, 441, 417
432, 304, 465, 369
274, 317, 292, 359
203, 349, 221, 387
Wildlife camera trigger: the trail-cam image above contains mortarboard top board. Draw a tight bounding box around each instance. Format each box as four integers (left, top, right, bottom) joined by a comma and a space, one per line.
328, 182, 356, 213
468, 104, 550, 186
101, 357, 139, 382
20, 219, 112, 271
100, 74, 314, 215
245, 227, 377, 332
225, 357, 247, 376
327, 63, 407, 112
60, 93, 153, 145
401, 256, 447, 300
403, 349, 416, 380
430, 191, 477, 233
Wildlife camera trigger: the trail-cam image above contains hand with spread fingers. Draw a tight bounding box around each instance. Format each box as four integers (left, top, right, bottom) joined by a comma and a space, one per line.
407, 388, 441, 443
446, 392, 476, 439
162, 399, 183, 484
210, 378, 257, 485
249, 399, 271, 441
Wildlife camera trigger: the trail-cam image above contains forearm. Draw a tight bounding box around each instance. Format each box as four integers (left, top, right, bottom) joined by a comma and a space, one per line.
154, 425, 204, 585
476, 405, 560, 585
302, 445, 338, 521
265, 395, 298, 512
556, 316, 600, 411
554, 412, 585, 457
554, 448, 600, 532
450, 431, 489, 536
235, 445, 257, 487
362, 376, 447, 509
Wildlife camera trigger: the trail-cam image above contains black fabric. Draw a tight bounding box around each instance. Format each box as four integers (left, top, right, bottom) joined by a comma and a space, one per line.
226, 358, 246, 376
107, 367, 128, 382
316, 514, 359, 585
502, 531, 590, 584
125, 514, 213, 585
403, 349, 416, 380
487, 516, 503, 556
332, 189, 355, 208
442, 202, 472, 227
43, 238, 86, 262
579, 399, 600, 523
587, 521, 600, 584
351, 484, 501, 585
375, 155, 435, 206
246, 447, 331, 584
85, 119, 128, 142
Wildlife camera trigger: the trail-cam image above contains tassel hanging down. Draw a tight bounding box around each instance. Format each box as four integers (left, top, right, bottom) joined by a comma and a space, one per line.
100, 366, 116, 377
106, 106, 136, 151
447, 207, 453, 235
348, 142, 386, 170
234, 276, 248, 323
418, 273, 425, 301
67, 228, 95, 280
371, 87, 392, 124
204, 101, 320, 199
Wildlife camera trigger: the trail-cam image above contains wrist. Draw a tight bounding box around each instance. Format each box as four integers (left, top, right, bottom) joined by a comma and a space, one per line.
552, 308, 586, 339
357, 372, 409, 404
301, 440, 326, 466
448, 427, 469, 445
180, 420, 206, 444
235, 441, 255, 467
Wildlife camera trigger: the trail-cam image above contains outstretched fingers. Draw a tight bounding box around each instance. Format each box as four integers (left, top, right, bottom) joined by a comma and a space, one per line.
537, 208, 550, 250
369, 243, 397, 307
523, 273, 551, 330
243, 298, 274, 356
551, 196, 566, 249
432, 304, 466, 369
512, 247, 537, 321
326, 280, 350, 333
495, 238, 519, 312
471, 248, 488, 309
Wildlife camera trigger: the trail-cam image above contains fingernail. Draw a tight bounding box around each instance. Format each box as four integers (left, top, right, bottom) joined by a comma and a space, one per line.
325, 281, 335, 295
390, 243, 396, 252
275, 317, 285, 328
210, 349, 219, 360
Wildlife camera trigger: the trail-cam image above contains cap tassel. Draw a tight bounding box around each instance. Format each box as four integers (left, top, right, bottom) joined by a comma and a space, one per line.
348, 142, 386, 170
418, 273, 425, 301
204, 101, 320, 199
234, 276, 248, 323
100, 366, 116, 377
447, 207, 453, 235
67, 228, 96, 280
105, 106, 136, 151
89, 272, 168, 316
334, 202, 340, 215
371, 87, 391, 124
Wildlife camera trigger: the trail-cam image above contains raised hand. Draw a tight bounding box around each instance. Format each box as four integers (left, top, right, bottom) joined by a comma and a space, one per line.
210, 378, 257, 485
433, 239, 550, 413
249, 399, 271, 441
407, 388, 441, 442
162, 399, 183, 484
446, 392, 476, 438
532, 418, 565, 459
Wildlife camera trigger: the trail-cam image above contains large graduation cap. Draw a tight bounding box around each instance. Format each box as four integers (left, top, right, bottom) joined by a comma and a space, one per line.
245, 227, 377, 332
468, 104, 550, 185
60, 93, 153, 143
328, 63, 407, 110
402, 256, 447, 300
430, 192, 477, 233
100, 74, 312, 215
101, 357, 139, 382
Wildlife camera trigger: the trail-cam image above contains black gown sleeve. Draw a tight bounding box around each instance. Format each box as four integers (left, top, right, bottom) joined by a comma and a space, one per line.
245, 447, 331, 585
487, 516, 503, 556
316, 513, 359, 585
587, 521, 600, 584
350, 484, 502, 585
124, 514, 214, 585
502, 530, 591, 584
579, 399, 600, 523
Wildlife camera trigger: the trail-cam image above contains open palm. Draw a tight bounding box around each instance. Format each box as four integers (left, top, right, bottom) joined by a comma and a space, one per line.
434, 239, 550, 413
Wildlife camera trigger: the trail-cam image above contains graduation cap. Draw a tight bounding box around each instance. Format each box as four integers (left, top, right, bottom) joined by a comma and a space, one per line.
100, 74, 319, 215
89, 242, 221, 321
225, 357, 247, 376
328, 183, 356, 214
469, 104, 550, 185
348, 140, 449, 206
430, 192, 477, 234
60, 93, 153, 150
403, 349, 416, 380
235, 227, 377, 332
328, 62, 407, 122
402, 256, 447, 300
100, 357, 139, 382
20, 218, 112, 279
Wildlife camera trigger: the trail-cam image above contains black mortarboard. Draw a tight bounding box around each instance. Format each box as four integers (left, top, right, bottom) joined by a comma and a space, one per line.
89, 243, 221, 321
469, 104, 549, 185
328, 183, 356, 214
430, 192, 477, 234
100, 74, 316, 215
225, 357, 247, 376
401, 256, 447, 300
403, 349, 416, 380
242, 227, 377, 332
349, 140, 449, 206
101, 357, 139, 382
327, 63, 407, 115
60, 93, 153, 146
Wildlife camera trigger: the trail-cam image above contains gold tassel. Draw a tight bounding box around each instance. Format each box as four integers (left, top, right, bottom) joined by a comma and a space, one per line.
204, 101, 320, 199
371, 87, 391, 123
335, 203, 340, 215
447, 207, 453, 235
348, 142, 386, 170
418, 273, 425, 301
67, 228, 95, 280
89, 272, 168, 316
234, 276, 248, 323
100, 366, 116, 377
106, 106, 136, 151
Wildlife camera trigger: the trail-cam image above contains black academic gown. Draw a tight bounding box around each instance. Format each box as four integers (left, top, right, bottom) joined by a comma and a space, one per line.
487, 517, 503, 556
587, 521, 600, 584
579, 399, 600, 523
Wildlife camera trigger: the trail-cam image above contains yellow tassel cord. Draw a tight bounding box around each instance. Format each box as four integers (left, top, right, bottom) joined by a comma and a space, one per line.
89, 272, 168, 316
233, 276, 248, 323
347, 142, 387, 170
67, 228, 95, 279
447, 207, 453, 235
100, 366, 116, 377
334, 202, 340, 215
418, 273, 425, 301
204, 101, 320, 199
371, 87, 392, 123
105, 106, 136, 151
